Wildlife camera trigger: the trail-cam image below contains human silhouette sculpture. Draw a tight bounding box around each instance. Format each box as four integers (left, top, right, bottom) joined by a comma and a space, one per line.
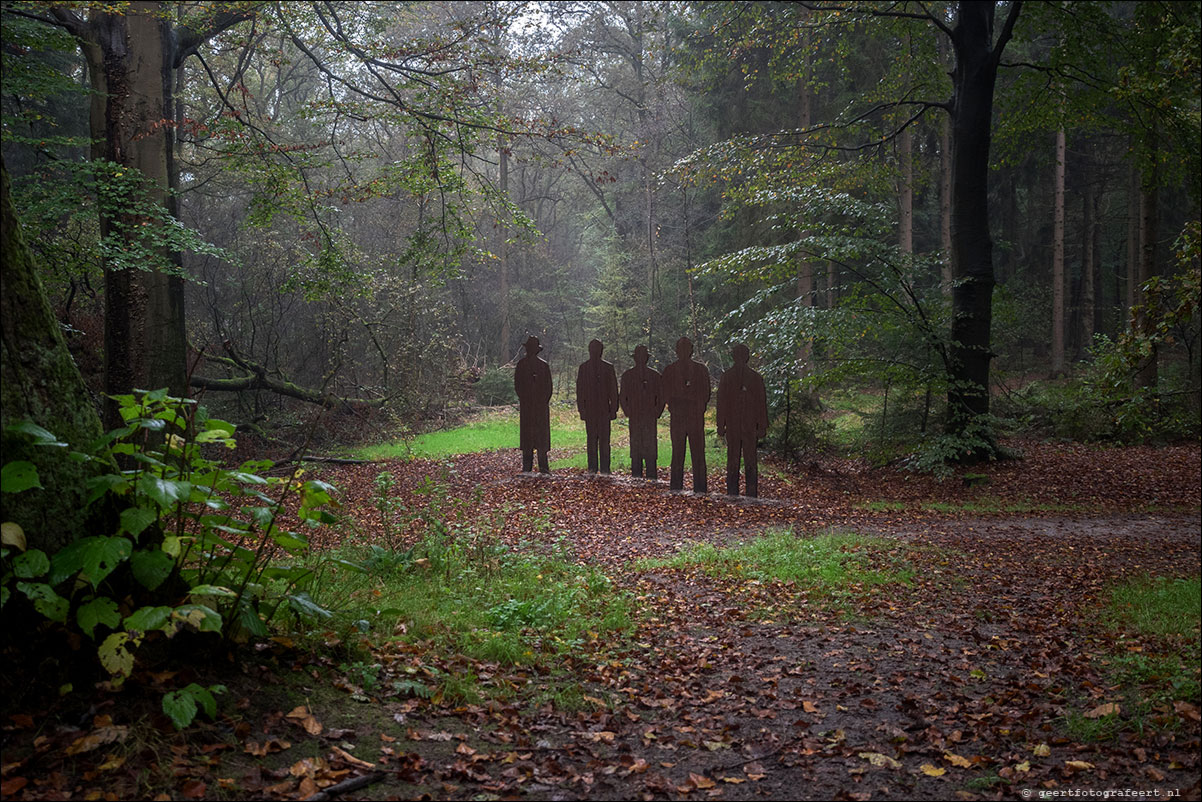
717, 343, 769, 497
514, 335, 552, 473
576, 339, 619, 474
619, 344, 665, 480
662, 336, 711, 493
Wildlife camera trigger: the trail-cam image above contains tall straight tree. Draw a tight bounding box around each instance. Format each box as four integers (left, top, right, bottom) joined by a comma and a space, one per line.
25, 1, 253, 426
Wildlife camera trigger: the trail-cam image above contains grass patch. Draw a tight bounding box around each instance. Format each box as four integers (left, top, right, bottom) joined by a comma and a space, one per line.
353, 407, 589, 461
1063, 575, 1201, 741
1108, 575, 1201, 639
305, 503, 633, 702
636, 529, 912, 607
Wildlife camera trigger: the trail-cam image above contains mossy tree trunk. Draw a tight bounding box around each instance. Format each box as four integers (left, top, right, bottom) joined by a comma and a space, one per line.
1, 164, 108, 554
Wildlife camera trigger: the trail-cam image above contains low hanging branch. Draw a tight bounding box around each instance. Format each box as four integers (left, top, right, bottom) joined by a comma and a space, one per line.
189, 341, 385, 410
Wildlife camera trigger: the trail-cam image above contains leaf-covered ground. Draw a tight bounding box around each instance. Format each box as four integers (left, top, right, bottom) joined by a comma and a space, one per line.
3, 439, 1199, 801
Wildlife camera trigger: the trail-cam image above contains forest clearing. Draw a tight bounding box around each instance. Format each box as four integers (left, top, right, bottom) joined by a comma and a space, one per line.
2, 1, 1199, 800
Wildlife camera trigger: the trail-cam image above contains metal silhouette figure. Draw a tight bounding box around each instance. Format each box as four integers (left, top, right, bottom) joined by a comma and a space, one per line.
576, 339, 619, 474
716, 343, 768, 497
662, 336, 711, 493
514, 335, 552, 473
619, 344, 665, 479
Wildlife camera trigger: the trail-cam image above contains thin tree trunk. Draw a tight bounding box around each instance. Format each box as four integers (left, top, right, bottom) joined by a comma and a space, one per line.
1051, 125, 1066, 377
940, 113, 953, 295
1080, 179, 1096, 358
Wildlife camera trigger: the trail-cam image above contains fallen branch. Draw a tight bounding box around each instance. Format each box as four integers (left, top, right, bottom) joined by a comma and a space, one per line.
303, 772, 384, 801
190, 341, 386, 409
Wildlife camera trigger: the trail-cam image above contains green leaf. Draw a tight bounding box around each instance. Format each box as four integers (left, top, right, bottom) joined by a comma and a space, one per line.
123, 605, 172, 633
130, 548, 174, 590
137, 476, 192, 509
287, 591, 333, 621
162, 688, 198, 730
12, 548, 49, 579
49, 536, 132, 588
85, 473, 132, 506
270, 529, 310, 553
98, 632, 139, 679
1, 461, 43, 494
172, 604, 222, 632
237, 603, 269, 637
77, 597, 121, 638
185, 682, 221, 719
187, 584, 237, 597
6, 421, 67, 447
120, 507, 159, 539
17, 582, 68, 622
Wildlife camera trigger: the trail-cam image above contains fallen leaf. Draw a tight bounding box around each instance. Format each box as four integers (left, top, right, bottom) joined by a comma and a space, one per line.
179, 779, 206, 799
859, 752, 902, 769
689, 772, 716, 789
943, 752, 972, 768
802, 700, 820, 714
1065, 760, 1094, 771
920, 763, 946, 776
65, 726, 128, 756
0, 778, 28, 796
285, 705, 323, 735
1032, 743, 1051, 757
1015, 761, 1031, 773
1083, 702, 1120, 719
244, 738, 291, 756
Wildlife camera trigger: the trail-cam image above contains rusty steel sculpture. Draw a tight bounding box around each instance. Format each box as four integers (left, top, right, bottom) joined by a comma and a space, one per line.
619, 344, 665, 480
576, 339, 619, 474
514, 335, 552, 473
716, 343, 768, 497
662, 336, 711, 493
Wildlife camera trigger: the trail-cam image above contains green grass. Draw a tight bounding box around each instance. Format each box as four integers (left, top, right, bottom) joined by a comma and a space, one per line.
353, 407, 588, 461
1108, 575, 1201, 639
1063, 575, 1201, 742
636, 529, 912, 606
306, 513, 634, 702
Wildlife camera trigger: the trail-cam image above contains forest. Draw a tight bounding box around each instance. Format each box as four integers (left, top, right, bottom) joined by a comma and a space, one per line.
1, 2, 1199, 801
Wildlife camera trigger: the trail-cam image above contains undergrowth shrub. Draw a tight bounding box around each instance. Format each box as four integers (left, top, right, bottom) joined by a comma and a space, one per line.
1, 390, 338, 728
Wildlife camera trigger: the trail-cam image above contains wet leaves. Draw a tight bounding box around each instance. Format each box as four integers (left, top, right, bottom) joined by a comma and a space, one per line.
4, 442, 1199, 800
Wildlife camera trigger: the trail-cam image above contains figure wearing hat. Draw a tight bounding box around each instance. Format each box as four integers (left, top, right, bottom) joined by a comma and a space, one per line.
716, 343, 768, 497
576, 339, 619, 474
619, 344, 664, 480
662, 336, 711, 493
514, 335, 552, 473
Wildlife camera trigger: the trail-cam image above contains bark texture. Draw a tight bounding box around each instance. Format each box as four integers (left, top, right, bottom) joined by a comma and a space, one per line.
1, 165, 107, 553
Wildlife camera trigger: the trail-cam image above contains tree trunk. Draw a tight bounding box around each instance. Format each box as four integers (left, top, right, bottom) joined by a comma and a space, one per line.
79, 2, 186, 428
939, 113, 953, 295
1, 164, 109, 553
898, 126, 914, 255
1135, 156, 1159, 390
1126, 159, 1139, 318
945, 1, 1020, 448
1051, 125, 1066, 376
794, 51, 820, 412
1079, 178, 1097, 358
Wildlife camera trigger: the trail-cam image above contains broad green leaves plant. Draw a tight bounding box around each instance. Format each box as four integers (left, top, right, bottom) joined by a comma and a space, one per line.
0, 390, 338, 728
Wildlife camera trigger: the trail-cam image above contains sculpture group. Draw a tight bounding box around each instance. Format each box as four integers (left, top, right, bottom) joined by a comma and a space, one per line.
513, 336, 768, 498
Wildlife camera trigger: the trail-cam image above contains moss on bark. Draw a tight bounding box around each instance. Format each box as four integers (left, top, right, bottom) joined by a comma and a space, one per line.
1, 164, 108, 553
